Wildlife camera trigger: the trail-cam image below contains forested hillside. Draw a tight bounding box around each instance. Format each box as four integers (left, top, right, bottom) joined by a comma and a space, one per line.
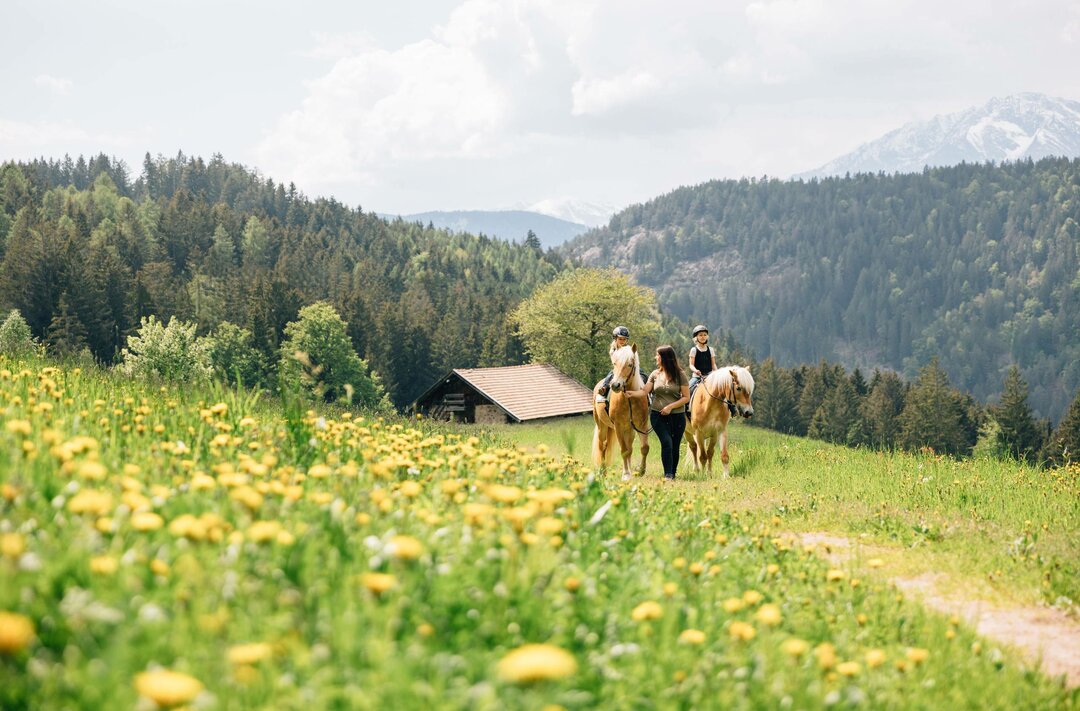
0, 153, 565, 406
566, 158, 1080, 422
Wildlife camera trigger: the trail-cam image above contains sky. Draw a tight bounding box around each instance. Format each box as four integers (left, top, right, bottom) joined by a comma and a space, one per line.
3, 0, 1080, 217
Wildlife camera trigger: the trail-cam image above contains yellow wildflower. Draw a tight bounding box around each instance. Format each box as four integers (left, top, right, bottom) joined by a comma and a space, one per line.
631, 601, 663, 621
781, 638, 809, 658
837, 661, 861, 677
0, 533, 25, 559
496, 644, 577, 684
131, 512, 164, 532
388, 535, 424, 560
360, 572, 397, 595
865, 649, 887, 668
729, 621, 756, 641
755, 604, 782, 627
0, 611, 35, 655
227, 643, 274, 665
678, 629, 706, 645
134, 669, 204, 707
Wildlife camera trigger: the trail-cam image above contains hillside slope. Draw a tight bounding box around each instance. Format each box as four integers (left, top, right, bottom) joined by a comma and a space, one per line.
565, 158, 1080, 421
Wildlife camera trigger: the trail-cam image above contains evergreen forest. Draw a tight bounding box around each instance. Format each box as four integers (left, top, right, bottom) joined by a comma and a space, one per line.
565, 158, 1080, 423
0, 153, 566, 407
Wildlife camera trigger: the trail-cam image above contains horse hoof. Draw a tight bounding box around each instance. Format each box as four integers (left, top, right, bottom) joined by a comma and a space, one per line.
621, 473, 632, 482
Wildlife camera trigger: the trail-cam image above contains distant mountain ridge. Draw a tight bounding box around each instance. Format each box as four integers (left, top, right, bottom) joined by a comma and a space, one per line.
520, 197, 617, 228
799, 93, 1080, 178
386, 209, 589, 248
565, 157, 1080, 423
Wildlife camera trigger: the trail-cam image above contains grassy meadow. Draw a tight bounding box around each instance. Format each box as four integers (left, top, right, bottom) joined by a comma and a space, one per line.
0, 357, 1077, 709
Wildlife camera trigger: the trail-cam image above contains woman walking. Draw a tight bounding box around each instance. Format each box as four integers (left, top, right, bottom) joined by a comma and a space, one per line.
631, 345, 690, 480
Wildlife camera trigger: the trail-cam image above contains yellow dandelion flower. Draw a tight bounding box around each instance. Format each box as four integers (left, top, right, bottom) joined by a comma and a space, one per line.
564, 577, 581, 593
67, 489, 113, 516
678, 629, 706, 645
826, 569, 846, 582
867, 558, 884, 568
486, 484, 523, 504
227, 642, 274, 665
0, 611, 35, 655
0, 533, 25, 559
905, 647, 930, 665
814, 642, 837, 670
133, 669, 204, 707
662, 582, 679, 597
631, 601, 663, 621
388, 535, 424, 560
865, 649, 887, 668
742, 589, 764, 606
722, 597, 746, 614
246, 521, 283, 543
728, 621, 756, 641
90, 556, 119, 575
536, 517, 564, 535
754, 604, 782, 627
307, 464, 332, 479
5, 420, 32, 436
399, 480, 422, 497
781, 638, 809, 658
131, 512, 164, 532
837, 661, 861, 677
360, 572, 397, 595
496, 643, 577, 684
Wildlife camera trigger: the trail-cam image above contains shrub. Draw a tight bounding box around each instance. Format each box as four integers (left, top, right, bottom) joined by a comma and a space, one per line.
119, 316, 212, 382
279, 302, 389, 409
0, 309, 37, 357
208, 322, 267, 388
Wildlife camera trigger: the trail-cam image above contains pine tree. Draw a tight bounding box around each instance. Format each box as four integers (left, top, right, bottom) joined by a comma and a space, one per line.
795, 362, 831, 437
752, 358, 798, 433
1041, 388, 1080, 467
992, 365, 1042, 463
46, 294, 89, 356
898, 358, 972, 456
861, 369, 905, 449
808, 376, 861, 445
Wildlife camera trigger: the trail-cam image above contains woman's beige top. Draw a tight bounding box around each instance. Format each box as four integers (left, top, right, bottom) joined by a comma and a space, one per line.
646, 368, 689, 413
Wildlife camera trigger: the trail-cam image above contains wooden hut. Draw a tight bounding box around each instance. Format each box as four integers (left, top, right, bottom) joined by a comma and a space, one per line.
412, 364, 594, 424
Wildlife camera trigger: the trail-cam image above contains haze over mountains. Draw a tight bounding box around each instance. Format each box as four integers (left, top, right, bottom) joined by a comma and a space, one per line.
799, 93, 1080, 179
385, 198, 617, 249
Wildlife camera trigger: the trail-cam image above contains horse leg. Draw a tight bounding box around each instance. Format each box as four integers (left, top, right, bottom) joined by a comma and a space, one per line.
704, 433, 717, 476
685, 426, 699, 470
719, 429, 730, 478
637, 431, 649, 476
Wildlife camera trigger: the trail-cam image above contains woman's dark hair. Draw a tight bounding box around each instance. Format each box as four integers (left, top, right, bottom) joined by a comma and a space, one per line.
656, 345, 682, 383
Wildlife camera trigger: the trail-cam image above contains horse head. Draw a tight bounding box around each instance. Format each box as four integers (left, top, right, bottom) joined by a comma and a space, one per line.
728, 367, 755, 418
609, 344, 639, 393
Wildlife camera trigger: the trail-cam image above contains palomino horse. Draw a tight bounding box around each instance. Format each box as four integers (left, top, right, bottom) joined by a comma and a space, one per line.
684, 366, 755, 477
592, 344, 650, 479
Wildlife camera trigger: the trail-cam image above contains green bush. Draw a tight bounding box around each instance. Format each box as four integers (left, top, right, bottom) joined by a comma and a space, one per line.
208, 322, 267, 388
279, 302, 389, 409
119, 315, 212, 382
0, 309, 37, 357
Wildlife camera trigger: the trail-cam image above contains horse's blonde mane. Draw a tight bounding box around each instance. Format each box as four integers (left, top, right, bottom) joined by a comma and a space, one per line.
611, 345, 643, 389
705, 366, 755, 397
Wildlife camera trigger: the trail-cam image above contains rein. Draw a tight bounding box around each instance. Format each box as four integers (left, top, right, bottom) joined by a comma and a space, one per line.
702, 375, 739, 417
627, 393, 653, 435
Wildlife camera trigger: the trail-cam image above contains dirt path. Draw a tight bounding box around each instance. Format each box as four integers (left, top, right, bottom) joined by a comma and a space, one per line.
797, 532, 1080, 688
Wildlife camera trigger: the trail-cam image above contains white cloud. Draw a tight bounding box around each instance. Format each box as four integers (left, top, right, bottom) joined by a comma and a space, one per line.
257, 0, 1080, 209
34, 74, 73, 95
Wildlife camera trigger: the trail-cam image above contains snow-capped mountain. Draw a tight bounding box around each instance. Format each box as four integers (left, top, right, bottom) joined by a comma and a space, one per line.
798, 93, 1080, 179
521, 197, 618, 228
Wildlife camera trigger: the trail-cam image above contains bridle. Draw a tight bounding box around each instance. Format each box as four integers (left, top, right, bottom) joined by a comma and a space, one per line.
702, 372, 740, 417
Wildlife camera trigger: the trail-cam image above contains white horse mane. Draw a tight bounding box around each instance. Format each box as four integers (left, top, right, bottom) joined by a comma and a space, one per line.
611, 345, 642, 389
705, 365, 755, 396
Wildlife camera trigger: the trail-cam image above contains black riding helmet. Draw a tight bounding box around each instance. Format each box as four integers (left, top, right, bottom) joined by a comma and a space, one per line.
612, 326, 630, 338
692, 324, 709, 337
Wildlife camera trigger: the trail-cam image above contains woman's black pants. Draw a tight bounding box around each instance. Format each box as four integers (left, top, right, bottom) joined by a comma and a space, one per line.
650, 410, 686, 478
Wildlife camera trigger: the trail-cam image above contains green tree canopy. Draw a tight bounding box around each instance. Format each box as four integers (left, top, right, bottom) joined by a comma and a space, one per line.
512, 268, 661, 386
279, 301, 388, 409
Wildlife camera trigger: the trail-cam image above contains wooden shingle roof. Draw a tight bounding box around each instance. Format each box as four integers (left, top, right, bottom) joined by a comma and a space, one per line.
452, 363, 595, 422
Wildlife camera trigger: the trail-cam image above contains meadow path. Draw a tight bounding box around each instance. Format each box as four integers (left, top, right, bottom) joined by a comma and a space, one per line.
798, 532, 1080, 689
